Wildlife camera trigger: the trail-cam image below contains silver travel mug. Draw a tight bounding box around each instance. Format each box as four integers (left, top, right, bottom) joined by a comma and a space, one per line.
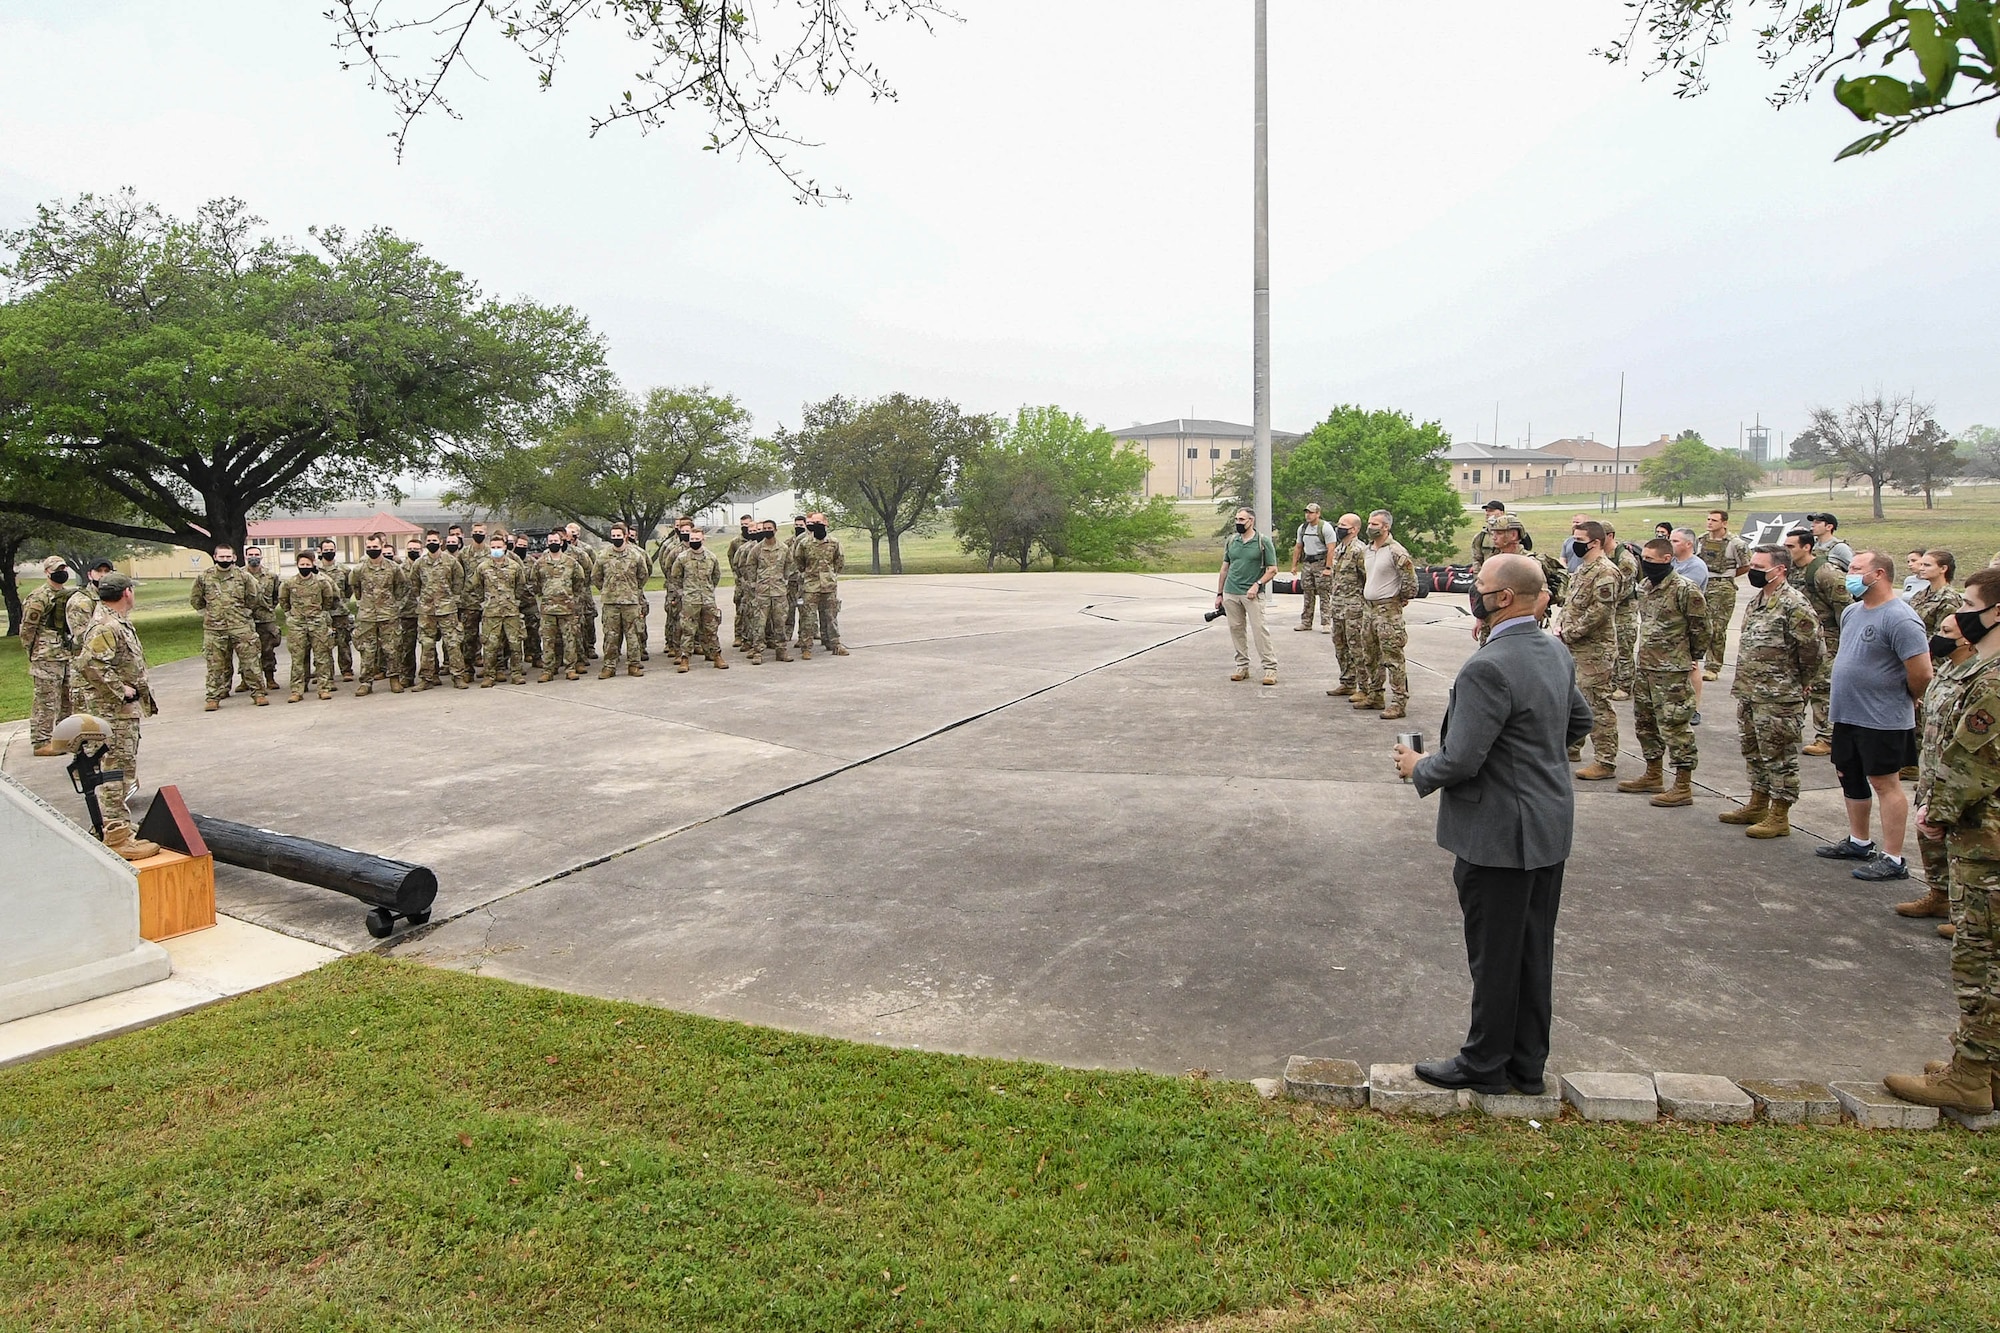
1396, 731, 1423, 781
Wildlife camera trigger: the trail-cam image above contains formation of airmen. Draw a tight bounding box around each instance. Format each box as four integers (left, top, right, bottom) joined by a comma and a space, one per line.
14, 514, 850, 857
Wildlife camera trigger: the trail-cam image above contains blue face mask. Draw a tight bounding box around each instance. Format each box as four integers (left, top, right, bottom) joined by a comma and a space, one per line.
1844, 573, 1868, 597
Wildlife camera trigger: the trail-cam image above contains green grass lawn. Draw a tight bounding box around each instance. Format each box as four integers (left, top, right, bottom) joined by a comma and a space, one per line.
2, 578, 206, 725
3, 957, 1996, 1331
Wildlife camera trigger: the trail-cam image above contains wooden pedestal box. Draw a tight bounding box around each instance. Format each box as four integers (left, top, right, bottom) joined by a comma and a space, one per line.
133, 849, 216, 941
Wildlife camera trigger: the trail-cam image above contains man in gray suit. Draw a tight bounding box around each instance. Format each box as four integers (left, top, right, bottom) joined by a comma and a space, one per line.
1393, 553, 1593, 1096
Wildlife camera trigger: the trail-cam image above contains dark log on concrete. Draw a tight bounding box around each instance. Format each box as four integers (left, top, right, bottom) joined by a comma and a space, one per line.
189, 814, 438, 938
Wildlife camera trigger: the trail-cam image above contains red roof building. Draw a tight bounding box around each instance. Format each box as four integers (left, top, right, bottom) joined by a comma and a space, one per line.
246, 512, 424, 562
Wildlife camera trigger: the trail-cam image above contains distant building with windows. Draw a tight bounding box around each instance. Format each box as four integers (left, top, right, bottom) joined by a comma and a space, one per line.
1109, 418, 1304, 501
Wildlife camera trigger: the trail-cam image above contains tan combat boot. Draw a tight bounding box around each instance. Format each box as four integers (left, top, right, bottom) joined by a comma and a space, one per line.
389, 679, 405, 694
479, 676, 498, 688
564, 668, 580, 681
774, 648, 791, 663
712, 654, 730, 669
1803, 737, 1832, 757
1895, 887, 1951, 919
1923, 1059, 2000, 1100
287, 691, 304, 703
1701, 667, 1719, 681
832, 646, 849, 656
538, 671, 555, 683
252, 693, 269, 706
748, 651, 764, 665
1616, 759, 1664, 794
354, 684, 372, 697
1327, 684, 1354, 697
800, 646, 812, 660
1885, 1056, 1996, 1114
318, 689, 335, 700
1746, 799, 1792, 838
234, 679, 251, 694
32, 741, 62, 757
1650, 767, 1695, 807
205, 699, 221, 711
1380, 699, 1407, 720
1351, 692, 1382, 711
1718, 791, 1769, 825
103, 822, 160, 862
628, 664, 645, 676
510, 673, 527, 685
600, 666, 616, 679
1575, 759, 1618, 781
676, 656, 690, 673
1940, 922, 1957, 939
453, 677, 469, 690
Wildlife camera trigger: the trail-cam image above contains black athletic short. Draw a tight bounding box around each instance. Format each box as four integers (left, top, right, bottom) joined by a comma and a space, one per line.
1829, 722, 1918, 799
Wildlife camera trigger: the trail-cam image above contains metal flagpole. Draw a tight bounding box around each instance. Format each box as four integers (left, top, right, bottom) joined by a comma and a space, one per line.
1252, 0, 1272, 535
1612, 371, 1625, 512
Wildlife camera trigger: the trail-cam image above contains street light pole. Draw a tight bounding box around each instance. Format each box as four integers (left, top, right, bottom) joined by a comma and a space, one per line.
1252, 0, 1272, 535
1612, 371, 1625, 512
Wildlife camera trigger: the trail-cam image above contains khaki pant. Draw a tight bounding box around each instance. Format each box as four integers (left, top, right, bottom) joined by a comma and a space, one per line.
1222, 592, 1276, 674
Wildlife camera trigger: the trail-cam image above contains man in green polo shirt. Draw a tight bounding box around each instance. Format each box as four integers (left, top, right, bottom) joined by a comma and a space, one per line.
1215, 506, 1279, 685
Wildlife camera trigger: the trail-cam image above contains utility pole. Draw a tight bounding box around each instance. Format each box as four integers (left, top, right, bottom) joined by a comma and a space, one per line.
1251, 0, 1272, 535
1612, 372, 1625, 512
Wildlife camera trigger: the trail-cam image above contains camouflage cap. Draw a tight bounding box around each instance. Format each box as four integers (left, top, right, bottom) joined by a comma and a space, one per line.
41, 555, 67, 574
1491, 515, 1526, 534
97, 571, 134, 599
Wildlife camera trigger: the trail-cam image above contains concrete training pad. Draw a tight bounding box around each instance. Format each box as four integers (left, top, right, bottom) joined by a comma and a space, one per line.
1562, 1072, 1659, 1123
1, 572, 1962, 1081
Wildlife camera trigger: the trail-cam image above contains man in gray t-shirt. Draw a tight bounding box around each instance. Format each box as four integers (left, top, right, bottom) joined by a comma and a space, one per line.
1817, 550, 1935, 881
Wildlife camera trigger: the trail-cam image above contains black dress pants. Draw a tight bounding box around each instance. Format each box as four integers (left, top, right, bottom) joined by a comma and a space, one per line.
1452, 856, 1564, 1086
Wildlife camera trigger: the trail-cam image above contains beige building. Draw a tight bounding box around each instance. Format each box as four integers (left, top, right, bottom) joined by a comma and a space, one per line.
1109, 418, 1304, 501
122, 512, 423, 579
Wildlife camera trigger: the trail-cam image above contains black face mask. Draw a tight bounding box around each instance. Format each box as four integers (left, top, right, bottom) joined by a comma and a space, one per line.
690, 540, 704, 549
426, 541, 440, 553
1334, 527, 1351, 542
1640, 560, 1671, 585
762, 532, 776, 544
1569, 538, 1588, 559
548, 542, 565, 553
216, 558, 235, 568
1747, 568, 1772, 589
1470, 588, 1503, 622
808, 524, 827, 539
611, 536, 625, 547
1954, 608, 1995, 645
406, 550, 421, 560
1234, 521, 1248, 534
367, 549, 383, 560
49, 568, 69, 584
1931, 633, 1960, 658
472, 533, 486, 544
795, 524, 806, 536
298, 565, 314, 575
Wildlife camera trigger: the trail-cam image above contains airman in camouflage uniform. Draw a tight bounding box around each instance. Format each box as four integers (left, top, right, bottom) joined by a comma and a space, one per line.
72, 573, 160, 860
1473, 517, 1566, 644
1617, 538, 1709, 807
456, 525, 486, 674
741, 521, 796, 664
474, 535, 529, 685
1354, 512, 1417, 720
1290, 505, 1336, 631
566, 524, 599, 660
1884, 580, 2000, 1115
1467, 501, 1513, 573
594, 523, 652, 676
1696, 511, 1750, 679
1557, 523, 1621, 779
190, 547, 269, 708
20, 557, 79, 755
1716, 547, 1822, 837
350, 537, 408, 696
673, 532, 728, 670
65, 564, 109, 694
795, 515, 848, 658
785, 515, 809, 642
1903, 625, 1981, 924
242, 547, 282, 692
413, 532, 468, 689
1905, 550, 1967, 782
660, 527, 691, 661
533, 536, 589, 681
1784, 528, 1854, 754
516, 538, 543, 669
316, 544, 356, 681
1323, 513, 1367, 698
726, 516, 756, 648
1604, 525, 1640, 700
392, 540, 423, 687
279, 553, 340, 700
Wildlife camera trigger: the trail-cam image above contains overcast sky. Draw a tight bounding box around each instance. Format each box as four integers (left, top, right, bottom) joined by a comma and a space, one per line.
3, 0, 1995, 460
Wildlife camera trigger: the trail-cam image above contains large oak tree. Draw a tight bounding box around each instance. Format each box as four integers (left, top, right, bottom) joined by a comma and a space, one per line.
0, 191, 606, 555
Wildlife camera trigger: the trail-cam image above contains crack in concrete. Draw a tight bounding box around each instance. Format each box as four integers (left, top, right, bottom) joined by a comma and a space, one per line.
385, 621, 1210, 952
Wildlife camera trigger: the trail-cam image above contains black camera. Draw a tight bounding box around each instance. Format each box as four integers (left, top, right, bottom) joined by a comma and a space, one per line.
1203, 606, 1228, 623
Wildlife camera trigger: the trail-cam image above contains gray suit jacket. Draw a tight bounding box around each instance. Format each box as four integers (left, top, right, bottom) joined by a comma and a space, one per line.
1412, 620, 1594, 870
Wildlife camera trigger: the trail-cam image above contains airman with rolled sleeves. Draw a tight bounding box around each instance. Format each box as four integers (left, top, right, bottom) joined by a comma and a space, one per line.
21, 556, 80, 756
317, 542, 356, 680
1717, 545, 1822, 838
70, 572, 160, 861
1784, 526, 1854, 755
190, 545, 268, 709
1618, 537, 1710, 807
279, 550, 339, 701
1696, 510, 1750, 680
241, 546, 282, 693
1355, 509, 1417, 720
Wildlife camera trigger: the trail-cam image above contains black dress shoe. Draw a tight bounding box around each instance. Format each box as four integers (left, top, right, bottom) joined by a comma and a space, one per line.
1509, 1076, 1547, 1097
1413, 1058, 1511, 1095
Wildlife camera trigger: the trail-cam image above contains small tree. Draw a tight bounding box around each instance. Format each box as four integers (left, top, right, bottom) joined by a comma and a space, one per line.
1637, 436, 1716, 506
1792, 392, 1935, 519
1709, 451, 1764, 505
779, 393, 993, 573
1233, 405, 1465, 562
1959, 423, 2000, 478
1894, 413, 1959, 508
953, 448, 1066, 570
